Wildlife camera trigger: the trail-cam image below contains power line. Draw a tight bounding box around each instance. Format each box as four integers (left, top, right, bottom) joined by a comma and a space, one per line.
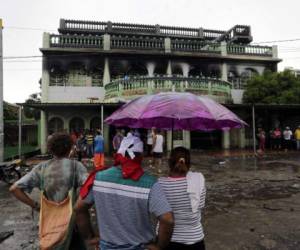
5, 26, 56, 32
254, 38, 300, 44
3, 55, 42, 59
3, 60, 42, 63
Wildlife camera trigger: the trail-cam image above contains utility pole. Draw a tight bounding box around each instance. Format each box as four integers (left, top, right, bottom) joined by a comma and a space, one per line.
0, 19, 4, 162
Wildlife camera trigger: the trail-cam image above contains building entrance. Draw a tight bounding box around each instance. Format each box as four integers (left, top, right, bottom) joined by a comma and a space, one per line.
191, 131, 222, 150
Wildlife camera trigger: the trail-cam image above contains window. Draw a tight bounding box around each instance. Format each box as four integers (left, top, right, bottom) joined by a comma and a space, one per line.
69, 117, 85, 133
48, 117, 64, 133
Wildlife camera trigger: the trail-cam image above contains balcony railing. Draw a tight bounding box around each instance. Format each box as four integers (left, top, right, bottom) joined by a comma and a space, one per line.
111, 36, 164, 50
104, 75, 232, 103
227, 44, 272, 56
171, 39, 221, 53
50, 34, 103, 48
59, 19, 227, 40
48, 34, 274, 57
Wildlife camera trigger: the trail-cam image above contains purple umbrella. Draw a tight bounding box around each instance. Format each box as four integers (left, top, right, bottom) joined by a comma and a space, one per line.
105, 92, 247, 131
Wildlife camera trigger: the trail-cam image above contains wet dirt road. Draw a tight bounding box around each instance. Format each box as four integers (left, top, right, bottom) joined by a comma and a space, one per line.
0, 152, 300, 250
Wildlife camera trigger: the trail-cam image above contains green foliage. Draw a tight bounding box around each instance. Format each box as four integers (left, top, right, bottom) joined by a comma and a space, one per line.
3, 102, 18, 121
24, 92, 41, 120
243, 70, 300, 104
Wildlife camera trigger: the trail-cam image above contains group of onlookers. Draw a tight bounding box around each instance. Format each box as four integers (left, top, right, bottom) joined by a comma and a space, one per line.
69, 129, 105, 168
257, 125, 300, 152
113, 128, 165, 173
10, 131, 206, 250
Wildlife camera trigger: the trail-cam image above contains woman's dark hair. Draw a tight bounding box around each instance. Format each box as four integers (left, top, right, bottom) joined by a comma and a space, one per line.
47, 132, 73, 157
168, 147, 190, 174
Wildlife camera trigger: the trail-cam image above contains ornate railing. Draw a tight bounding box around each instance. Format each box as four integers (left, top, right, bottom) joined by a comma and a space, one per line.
59, 19, 227, 40
50, 34, 103, 48
48, 34, 273, 57
111, 36, 164, 50
104, 76, 232, 103
227, 44, 272, 56
62, 19, 107, 31
171, 39, 221, 53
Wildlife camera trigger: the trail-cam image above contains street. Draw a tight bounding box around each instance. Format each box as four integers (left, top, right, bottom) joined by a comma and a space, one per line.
0, 151, 300, 250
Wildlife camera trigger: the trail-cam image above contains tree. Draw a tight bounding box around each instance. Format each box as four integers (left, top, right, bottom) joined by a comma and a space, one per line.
23, 92, 41, 120
3, 102, 18, 121
243, 70, 300, 104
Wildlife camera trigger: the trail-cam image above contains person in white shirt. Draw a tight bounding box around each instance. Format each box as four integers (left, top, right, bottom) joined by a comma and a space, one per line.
283, 126, 293, 151
146, 128, 155, 157
152, 129, 164, 173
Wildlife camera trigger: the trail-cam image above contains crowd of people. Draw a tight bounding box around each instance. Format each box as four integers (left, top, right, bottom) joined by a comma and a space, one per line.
9, 129, 206, 250
257, 125, 300, 152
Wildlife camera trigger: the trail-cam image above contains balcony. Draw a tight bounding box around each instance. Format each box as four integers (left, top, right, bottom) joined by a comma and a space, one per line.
48, 34, 274, 58
104, 75, 232, 103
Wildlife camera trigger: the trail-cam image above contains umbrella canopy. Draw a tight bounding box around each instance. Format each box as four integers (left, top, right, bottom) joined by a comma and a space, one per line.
105, 92, 247, 131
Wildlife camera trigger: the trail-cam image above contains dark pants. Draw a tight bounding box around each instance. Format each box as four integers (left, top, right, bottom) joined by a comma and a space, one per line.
165, 240, 205, 250
283, 139, 290, 149
69, 227, 87, 250
147, 144, 152, 156
77, 151, 82, 162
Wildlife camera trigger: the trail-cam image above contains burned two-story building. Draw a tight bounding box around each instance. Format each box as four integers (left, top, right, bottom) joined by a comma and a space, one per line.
36, 19, 280, 153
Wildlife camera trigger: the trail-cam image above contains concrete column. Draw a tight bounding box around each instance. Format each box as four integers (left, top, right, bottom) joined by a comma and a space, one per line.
43, 32, 50, 49
164, 38, 171, 53
222, 130, 230, 149
221, 63, 228, 81
41, 60, 50, 102
166, 60, 172, 75
220, 41, 227, 56
166, 131, 172, 151
180, 63, 190, 90
41, 33, 50, 102
208, 81, 212, 95
146, 62, 155, 76
40, 111, 48, 154
103, 123, 110, 153
198, 27, 204, 38
103, 34, 111, 51
146, 62, 155, 94
103, 57, 111, 85
180, 63, 190, 77
272, 45, 278, 59
166, 60, 173, 91
238, 127, 246, 149
183, 130, 191, 149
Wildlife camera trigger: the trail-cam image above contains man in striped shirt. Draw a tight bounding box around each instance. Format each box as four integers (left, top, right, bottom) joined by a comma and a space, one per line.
75, 135, 174, 250
86, 130, 94, 158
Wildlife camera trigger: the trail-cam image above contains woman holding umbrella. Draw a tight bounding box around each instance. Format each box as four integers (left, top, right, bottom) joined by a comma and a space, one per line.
159, 146, 206, 250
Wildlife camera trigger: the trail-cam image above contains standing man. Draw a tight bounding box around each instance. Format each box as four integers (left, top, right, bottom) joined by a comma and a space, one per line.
146, 129, 154, 157
152, 129, 164, 174
273, 127, 282, 150
75, 135, 174, 250
295, 126, 300, 150
283, 126, 293, 151
257, 128, 266, 152
76, 133, 87, 162
94, 130, 104, 168
86, 130, 94, 158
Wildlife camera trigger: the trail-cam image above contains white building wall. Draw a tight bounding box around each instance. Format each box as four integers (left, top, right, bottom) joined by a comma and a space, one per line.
47, 86, 105, 103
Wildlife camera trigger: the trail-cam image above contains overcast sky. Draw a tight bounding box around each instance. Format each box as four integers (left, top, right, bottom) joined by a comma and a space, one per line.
1, 0, 300, 103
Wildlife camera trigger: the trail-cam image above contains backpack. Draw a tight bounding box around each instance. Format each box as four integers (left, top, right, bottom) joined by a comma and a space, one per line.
39, 161, 77, 250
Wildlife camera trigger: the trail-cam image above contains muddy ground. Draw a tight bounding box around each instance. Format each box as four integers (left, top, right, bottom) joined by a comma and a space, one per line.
1, 151, 300, 250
